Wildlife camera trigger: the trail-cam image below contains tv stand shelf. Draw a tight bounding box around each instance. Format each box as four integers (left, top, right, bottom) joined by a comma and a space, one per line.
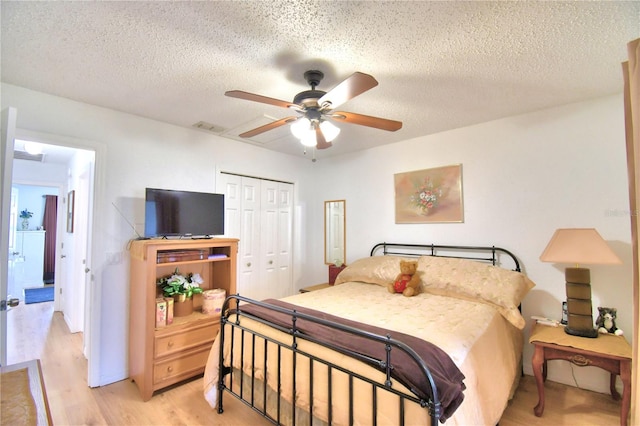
128, 237, 238, 401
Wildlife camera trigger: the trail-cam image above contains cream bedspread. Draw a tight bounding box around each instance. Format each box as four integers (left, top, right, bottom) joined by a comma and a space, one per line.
204, 281, 524, 425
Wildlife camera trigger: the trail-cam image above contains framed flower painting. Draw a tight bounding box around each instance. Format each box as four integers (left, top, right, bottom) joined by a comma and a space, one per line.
394, 164, 464, 223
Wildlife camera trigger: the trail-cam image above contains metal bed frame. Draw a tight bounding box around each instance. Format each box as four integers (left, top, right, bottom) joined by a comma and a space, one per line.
370, 242, 520, 272
216, 243, 521, 425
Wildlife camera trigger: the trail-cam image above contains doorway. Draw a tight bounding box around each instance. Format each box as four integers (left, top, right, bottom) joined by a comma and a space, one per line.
7, 138, 95, 367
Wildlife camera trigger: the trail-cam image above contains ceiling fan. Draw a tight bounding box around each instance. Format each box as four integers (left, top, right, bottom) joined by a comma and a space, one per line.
225, 70, 403, 150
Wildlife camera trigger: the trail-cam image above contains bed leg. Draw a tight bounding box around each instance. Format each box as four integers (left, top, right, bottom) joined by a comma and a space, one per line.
217, 384, 224, 414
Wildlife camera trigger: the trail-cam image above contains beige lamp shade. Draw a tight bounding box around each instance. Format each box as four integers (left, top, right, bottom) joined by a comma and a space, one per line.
539, 228, 622, 266
540, 228, 621, 338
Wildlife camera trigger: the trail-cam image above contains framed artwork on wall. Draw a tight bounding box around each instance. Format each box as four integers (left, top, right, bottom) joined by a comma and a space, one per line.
67, 190, 75, 233
394, 164, 464, 223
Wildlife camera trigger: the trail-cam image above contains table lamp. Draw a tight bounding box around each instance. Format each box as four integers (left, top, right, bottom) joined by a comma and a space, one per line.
540, 228, 622, 338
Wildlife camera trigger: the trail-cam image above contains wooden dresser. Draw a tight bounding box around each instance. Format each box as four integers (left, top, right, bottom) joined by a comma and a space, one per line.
128, 238, 238, 401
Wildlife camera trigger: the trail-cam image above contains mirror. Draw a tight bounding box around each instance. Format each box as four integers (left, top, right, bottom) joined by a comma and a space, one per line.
324, 200, 346, 265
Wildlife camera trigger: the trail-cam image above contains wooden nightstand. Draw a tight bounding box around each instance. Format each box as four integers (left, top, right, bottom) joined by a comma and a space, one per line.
529, 322, 632, 426
299, 283, 332, 293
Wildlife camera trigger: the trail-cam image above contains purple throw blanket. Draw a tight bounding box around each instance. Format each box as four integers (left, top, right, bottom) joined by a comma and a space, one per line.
235, 299, 465, 423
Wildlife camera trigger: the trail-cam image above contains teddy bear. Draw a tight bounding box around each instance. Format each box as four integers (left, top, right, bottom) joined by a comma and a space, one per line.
596, 307, 623, 336
387, 260, 420, 297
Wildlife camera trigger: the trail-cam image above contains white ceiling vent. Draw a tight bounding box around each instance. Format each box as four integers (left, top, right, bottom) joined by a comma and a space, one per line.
192, 121, 227, 134
14, 150, 45, 162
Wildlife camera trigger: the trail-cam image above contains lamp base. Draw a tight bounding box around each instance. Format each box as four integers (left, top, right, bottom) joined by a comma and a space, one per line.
564, 326, 598, 338
564, 267, 598, 339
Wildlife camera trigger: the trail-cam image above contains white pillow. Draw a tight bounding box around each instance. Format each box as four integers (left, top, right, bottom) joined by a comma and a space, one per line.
417, 256, 535, 329
334, 256, 413, 286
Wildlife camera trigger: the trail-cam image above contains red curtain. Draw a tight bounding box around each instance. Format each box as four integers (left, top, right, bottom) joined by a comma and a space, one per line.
42, 195, 57, 284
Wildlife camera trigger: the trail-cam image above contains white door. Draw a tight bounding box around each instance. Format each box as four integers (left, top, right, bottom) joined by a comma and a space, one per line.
80, 162, 93, 357
260, 181, 278, 300
64, 162, 92, 334
62, 189, 76, 331
239, 177, 261, 299
7, 189, 18, 300
0, 107, 17, 366
261, 182, 293, 299
73, 163, 90, 334
219, 173, 241, 241
276, 183, 293, 298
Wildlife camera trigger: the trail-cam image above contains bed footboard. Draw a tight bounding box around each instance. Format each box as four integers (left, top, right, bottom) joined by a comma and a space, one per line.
216, 295, 444, 425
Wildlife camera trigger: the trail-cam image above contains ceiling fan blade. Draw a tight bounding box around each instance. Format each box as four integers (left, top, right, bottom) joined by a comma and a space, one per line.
318, 72, 378, 109
226, 90, 297, 110
239, 116, 297, 138
315, 126, 332, 150
331, 111, 403, 132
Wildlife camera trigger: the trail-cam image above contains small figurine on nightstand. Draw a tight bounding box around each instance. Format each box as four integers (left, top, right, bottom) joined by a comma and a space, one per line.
596, 307, 624, 336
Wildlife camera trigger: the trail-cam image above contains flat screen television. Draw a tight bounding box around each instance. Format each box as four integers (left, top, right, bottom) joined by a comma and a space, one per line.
144, 188, 224, 238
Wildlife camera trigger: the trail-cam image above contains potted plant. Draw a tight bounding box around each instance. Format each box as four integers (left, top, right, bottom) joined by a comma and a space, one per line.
157, 268, 204, 317
19, 209, 33, 230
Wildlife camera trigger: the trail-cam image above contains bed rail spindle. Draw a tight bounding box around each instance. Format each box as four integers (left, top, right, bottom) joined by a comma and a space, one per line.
240, 329, 245, 399
217, 320, 227, 414
292, 312, 298, 426
349, 375, 354, 426
292, 350, 297, 425
372, 384, 378, 426
262, 339, 268, 416
277, 345, 282, 424
309, 358, 314, 425
328, 366, 333, 425
399, 396, 405, 425
229, 323, 235, 393
250, 334, 256, 406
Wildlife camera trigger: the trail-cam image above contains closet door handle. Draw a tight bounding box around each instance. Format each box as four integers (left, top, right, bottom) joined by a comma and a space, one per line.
246, 262, 251, 267
268, 260, 273, 265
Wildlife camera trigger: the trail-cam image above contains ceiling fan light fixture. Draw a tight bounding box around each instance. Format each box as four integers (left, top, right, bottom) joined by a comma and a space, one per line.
226, 70, 401, 150
290, 117, 311, 139
320, 120, 340, 142
300, 131, 317, 147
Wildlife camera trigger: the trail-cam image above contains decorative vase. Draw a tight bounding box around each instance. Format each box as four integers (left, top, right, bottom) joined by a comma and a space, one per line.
21, 219, 29, 230
173, 295, 193, 317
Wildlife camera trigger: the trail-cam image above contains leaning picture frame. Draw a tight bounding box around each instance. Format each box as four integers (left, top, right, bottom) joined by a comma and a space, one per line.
67, 190, 75, 233
394, 164, 464, 223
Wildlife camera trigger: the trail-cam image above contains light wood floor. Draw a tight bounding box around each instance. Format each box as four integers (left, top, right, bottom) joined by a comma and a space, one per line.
4, 301, 622, 425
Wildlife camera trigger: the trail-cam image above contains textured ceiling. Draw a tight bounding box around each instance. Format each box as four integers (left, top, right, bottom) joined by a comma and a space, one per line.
1, 1, 639, 161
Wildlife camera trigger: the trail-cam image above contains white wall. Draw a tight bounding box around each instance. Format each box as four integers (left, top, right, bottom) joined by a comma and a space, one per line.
2, 82, 631, 395
311, 94, 631, 394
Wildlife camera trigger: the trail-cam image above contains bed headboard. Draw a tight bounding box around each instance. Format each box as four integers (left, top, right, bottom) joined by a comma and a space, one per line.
370, 242, 521, 272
